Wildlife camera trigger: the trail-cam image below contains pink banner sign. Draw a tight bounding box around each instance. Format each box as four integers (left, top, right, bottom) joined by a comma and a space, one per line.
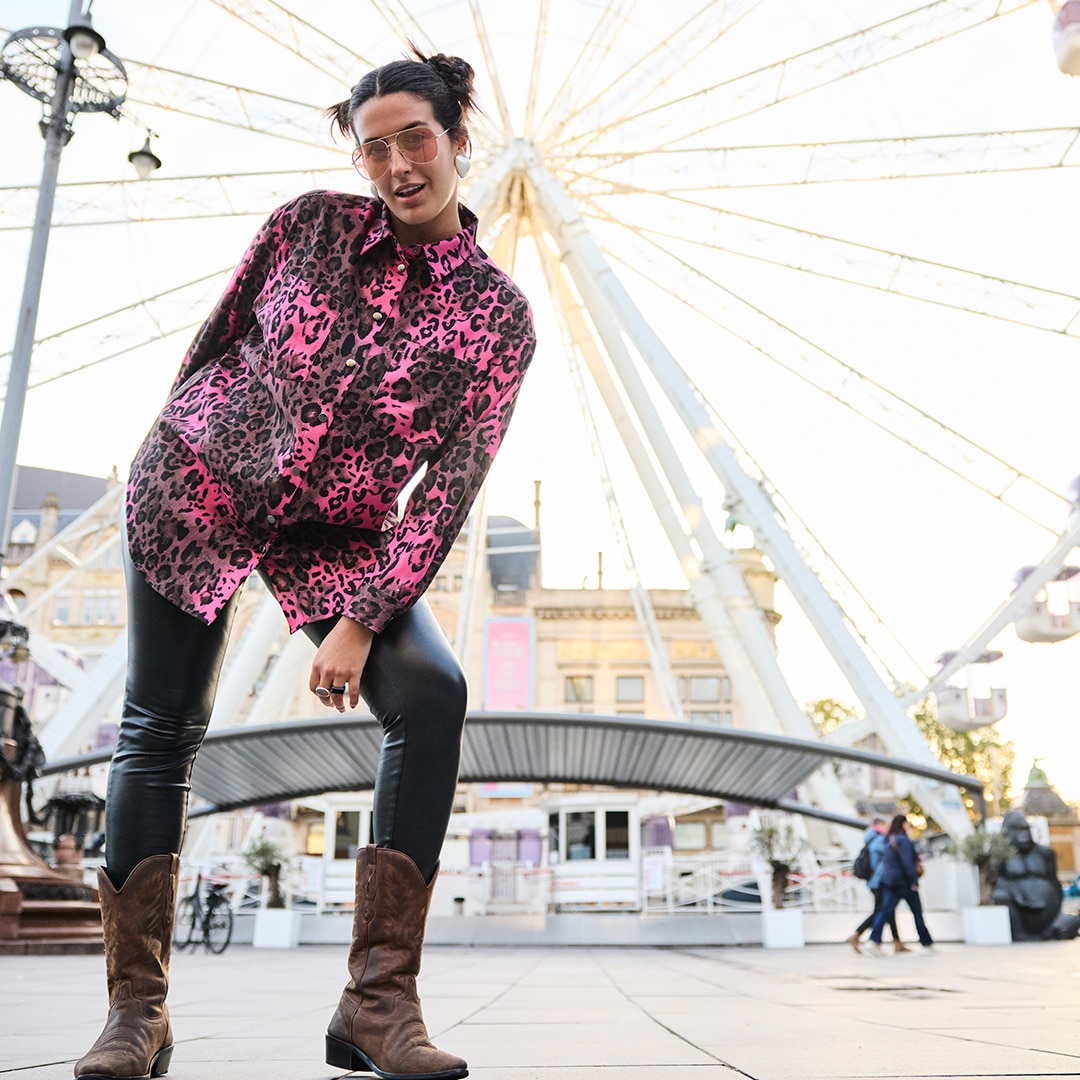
482, 617, 533, 711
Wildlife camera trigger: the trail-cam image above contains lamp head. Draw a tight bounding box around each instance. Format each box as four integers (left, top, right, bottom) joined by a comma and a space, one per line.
128, 136, 162, 179
63, 14, 106, 60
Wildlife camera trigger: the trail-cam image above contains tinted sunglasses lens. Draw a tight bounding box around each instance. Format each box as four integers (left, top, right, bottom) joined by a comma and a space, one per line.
398, 129, 438, 162
353, 144, 390, 179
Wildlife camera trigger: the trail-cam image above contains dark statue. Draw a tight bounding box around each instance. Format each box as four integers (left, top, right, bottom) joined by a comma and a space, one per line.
992, 810, 1080, 941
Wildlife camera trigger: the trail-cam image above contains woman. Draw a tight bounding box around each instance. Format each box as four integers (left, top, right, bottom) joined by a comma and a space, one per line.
846, 817, 909, 954
75, 47, 535, 1080
866, 814, 936, 956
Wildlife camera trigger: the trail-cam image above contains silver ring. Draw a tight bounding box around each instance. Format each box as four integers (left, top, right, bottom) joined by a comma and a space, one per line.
330, 684, 347, 695
315, 686, 331, 699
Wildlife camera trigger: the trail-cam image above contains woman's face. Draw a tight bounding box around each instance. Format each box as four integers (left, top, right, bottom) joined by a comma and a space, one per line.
352, 92, 467, 246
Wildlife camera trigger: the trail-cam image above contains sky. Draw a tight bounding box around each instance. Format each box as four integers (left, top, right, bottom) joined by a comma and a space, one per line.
2, 0, 1080, 803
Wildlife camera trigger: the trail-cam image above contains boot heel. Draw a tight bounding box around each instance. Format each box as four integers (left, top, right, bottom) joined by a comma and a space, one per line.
326, 1034, 366, 1071
151, 1045, 173, 1076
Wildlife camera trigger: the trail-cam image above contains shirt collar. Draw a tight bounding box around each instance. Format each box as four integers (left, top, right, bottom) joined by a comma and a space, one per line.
359, 200, 478, 280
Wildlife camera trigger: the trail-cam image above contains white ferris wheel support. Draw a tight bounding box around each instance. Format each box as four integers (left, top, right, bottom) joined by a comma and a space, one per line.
470, 141, 975, 840
467, 143, 863, 838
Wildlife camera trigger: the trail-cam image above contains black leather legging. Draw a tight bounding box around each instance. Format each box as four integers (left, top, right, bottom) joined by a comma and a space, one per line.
105, 548, 467, 888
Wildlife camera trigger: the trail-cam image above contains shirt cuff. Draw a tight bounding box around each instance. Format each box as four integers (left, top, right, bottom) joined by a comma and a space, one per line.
343, 583, 406, 634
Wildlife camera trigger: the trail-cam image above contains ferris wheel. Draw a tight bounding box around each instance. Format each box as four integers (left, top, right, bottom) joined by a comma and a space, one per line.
3, 0, 1080, 836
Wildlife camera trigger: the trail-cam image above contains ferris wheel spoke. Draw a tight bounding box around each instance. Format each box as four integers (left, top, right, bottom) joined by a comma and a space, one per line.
466, 0, 515, 137
24, 324, 201, 393
371, 0, 441, 56
538, 0, 763, 147
0, 168, 347, 231
579, 206, 1069, 532
209, 0, 379, 83
576, 186, 1080, 338
559, 0, 1037, 158
691, 397, 929, 692
125, 61, 327, 147
523, 0, 550, 137
560, 126, 1080, 188
0, 270, 230, 388
530, 0, 631, 140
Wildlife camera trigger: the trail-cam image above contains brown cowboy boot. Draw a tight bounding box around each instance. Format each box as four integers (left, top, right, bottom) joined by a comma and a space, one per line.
75, 854, 179, 1080
326, 845, 467, 1080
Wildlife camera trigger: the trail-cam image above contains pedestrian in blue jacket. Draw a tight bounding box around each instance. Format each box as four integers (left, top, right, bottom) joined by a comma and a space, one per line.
846, 817, 909, 953
867, 814, 936, 955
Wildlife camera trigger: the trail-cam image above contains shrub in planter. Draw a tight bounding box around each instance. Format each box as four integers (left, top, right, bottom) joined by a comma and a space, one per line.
950, 830, 1014, 906
750, 822, 809, 909
242, 836, 290, 909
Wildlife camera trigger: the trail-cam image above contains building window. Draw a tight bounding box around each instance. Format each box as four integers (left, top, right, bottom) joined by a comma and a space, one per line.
605, 811, 630, 860
79, 589, 122, 625
334, 811, 361, 860
564, 675, 594, 703
616, 675, 644, 703
88, 542, 123, 570
690, 710, 721, 726
53, 592, 72, 625
687, 676, 720, 702
305, 821, 325, 856
674, 822, 707, 850
566, 811, 595, 860
722, 676, 732, 702
81, 591, 102, 624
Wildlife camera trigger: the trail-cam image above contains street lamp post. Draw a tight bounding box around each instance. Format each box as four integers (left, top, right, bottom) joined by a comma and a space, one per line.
0, 2, 129, 576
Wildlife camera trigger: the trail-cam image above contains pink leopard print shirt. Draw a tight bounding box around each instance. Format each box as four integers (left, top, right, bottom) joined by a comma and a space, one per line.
126, 191, 535, 634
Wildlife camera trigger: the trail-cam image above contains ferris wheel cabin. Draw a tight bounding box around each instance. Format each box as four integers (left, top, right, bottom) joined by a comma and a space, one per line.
1053, 1, 1080, 75
932, 650, 1007, 732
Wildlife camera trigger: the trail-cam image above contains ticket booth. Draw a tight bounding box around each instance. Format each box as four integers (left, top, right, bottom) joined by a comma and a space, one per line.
546, 793, 641, 910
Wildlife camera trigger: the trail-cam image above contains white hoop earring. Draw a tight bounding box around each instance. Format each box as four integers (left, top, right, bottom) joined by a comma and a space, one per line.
455, 154, 472, 178
369, 181, 381, 200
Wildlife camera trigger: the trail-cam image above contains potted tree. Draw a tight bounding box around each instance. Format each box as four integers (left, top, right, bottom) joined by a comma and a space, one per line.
749, 821, 808, 948
952, 830, 1014, 945
243, 836, 301, 948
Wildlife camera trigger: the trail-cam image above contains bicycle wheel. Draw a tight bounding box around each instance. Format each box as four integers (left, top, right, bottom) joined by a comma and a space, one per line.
173, 896, 197, 950
204, 896, 233, 954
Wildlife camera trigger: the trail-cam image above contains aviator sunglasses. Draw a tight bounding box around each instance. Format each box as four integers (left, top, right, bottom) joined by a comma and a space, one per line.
351, 126, 449, 180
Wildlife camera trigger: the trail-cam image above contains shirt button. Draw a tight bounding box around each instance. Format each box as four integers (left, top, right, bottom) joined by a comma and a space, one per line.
345, 358, 357, 368
396, 262, 406, 273
319, 413, 329, 424
266, 515, 276, 527
372, 312, 384, 322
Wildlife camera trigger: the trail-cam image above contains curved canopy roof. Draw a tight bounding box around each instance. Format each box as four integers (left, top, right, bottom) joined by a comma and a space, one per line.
42, 711, 984, 828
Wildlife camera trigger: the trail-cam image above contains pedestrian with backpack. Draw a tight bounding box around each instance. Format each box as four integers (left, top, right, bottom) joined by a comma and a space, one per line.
846, 817, 910, 954
865, 814, 936, 956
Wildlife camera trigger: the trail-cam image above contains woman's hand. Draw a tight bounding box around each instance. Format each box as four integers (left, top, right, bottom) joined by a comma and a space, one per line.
309, 617, 374, 712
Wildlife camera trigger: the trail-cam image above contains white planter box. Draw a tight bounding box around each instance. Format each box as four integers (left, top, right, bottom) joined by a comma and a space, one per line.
961, 904, 1011, 945
761, 908, 804, 949
252, 908, 303, 949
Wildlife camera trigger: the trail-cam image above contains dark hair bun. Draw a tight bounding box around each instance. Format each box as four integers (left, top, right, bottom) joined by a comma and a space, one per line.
409, 44, 477, 116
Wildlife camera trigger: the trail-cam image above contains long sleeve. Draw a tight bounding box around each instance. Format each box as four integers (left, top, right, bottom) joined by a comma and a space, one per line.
169, 203, 292, 393
343, 304, 536, 632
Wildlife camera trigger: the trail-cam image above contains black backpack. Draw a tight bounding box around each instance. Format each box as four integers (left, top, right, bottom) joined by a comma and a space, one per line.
853, 839, 874, 881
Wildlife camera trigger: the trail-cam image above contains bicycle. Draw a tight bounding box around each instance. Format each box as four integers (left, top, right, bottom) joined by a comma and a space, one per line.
173, 871, 233, 954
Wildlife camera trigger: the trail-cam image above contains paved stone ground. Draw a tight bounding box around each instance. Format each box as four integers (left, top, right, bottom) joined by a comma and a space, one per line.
3, 940, 1079, 1080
